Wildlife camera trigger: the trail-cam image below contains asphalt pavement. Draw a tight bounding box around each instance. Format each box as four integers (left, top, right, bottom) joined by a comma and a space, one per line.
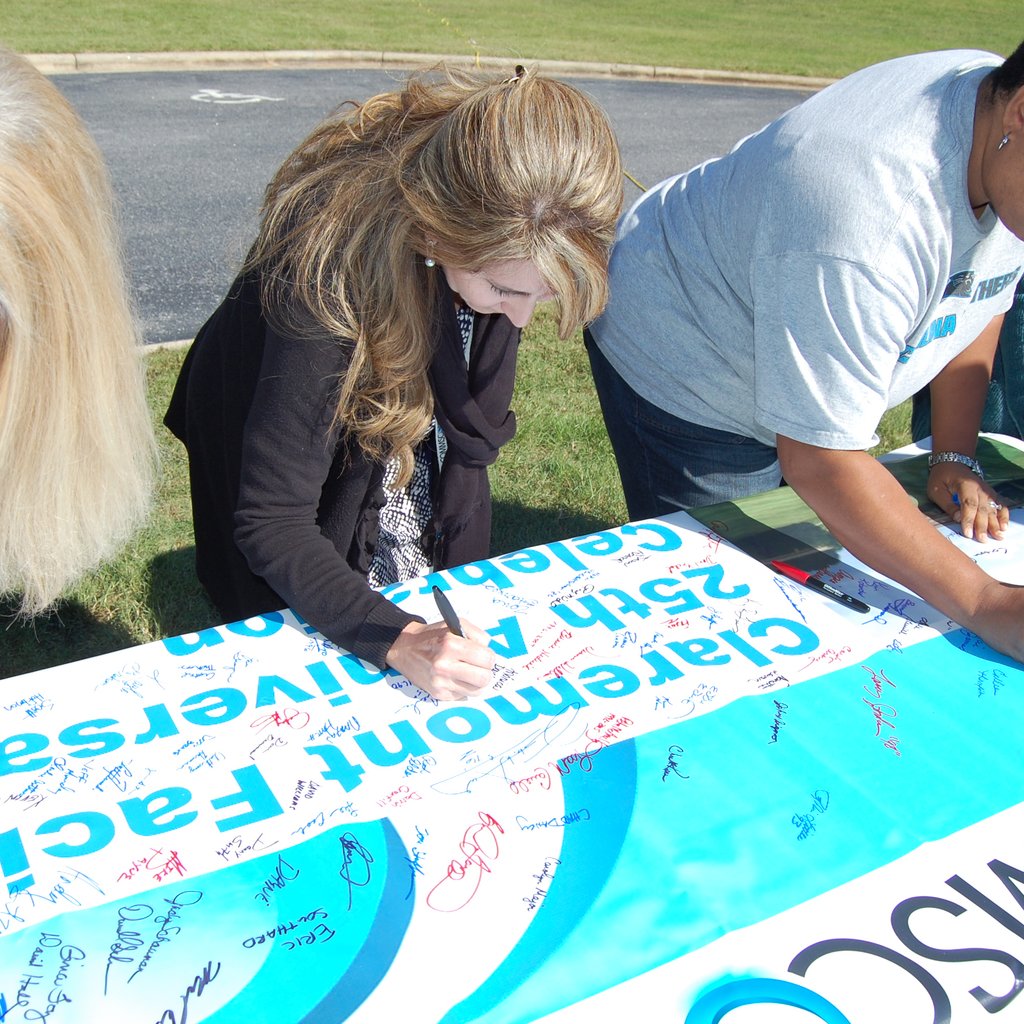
49, 59, 815, 344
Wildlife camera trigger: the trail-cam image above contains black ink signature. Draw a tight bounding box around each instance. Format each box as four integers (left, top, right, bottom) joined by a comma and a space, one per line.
155, 960, 221, 1024
338, 833, 374, 911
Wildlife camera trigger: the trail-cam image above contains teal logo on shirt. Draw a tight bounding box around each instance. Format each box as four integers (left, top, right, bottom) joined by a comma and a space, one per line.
970, 268, 1020, 303
942, 271, 974, 298
897, 314, 956, 364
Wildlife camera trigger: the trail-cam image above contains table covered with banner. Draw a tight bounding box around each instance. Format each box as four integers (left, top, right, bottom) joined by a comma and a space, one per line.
3, 439, 1024, 1024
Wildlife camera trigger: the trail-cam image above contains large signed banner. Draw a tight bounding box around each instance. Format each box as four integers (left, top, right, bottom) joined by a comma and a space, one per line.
3, 442, 1024, 1024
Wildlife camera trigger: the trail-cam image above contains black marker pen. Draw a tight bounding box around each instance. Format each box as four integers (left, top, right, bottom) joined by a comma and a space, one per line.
431, 585, 464, 636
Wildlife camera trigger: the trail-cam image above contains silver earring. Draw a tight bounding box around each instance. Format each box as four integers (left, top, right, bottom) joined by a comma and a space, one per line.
998, 133, 1010, 151
424, 256, 436, 268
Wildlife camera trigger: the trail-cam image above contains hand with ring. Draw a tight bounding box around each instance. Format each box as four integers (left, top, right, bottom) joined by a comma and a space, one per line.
927, 462, 1009, 541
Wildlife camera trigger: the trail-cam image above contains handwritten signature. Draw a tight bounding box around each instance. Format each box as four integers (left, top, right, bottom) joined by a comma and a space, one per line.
661, 744, 689, 781
155, 960, 221, 1023
338, 833, 374, 911
862, 665, 902, 756
426, 813, 503, 913
768, 700, 789, 744
250, 707, 311, 731
792, 789, 830, 841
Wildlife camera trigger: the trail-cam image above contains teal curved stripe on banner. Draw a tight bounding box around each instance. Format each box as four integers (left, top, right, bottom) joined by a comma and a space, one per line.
2, 818, 411, 1023
298, 818, 413, 1023
439, 738, 638, 1024
445, 628, 1024, 1023
196, 818, 410, 1023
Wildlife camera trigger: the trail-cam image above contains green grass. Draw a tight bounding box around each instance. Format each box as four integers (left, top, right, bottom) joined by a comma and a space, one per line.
0, 1, 1020, 80
0, 313, 913, 680
0, 4, 954, 677
1, 348, 221, 679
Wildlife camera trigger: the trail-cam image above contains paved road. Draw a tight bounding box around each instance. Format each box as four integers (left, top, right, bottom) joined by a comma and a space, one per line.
53, 68, 814, 343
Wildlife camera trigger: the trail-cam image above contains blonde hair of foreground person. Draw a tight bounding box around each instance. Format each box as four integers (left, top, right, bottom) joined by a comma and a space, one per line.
249, 63, 624, 485
0, 50, 155, 616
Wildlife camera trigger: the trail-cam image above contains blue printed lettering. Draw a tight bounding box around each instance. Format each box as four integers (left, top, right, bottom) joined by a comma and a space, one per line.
134, 704, 181, 744
304, 660, 352, 707
426, 707, 492, 744
449, 560, 513, 589
225, 612, 284, 638
552, 595, 625, 630
578, 664, 642, 698
499, 549, 552, 574
639, 577, 703, 614
58, 720, 124, 759
254, 675, 316, 708
486, 679, 586, 724
0, 734, 50, 776
486, 616, 528, 659
682, 564, 751, 600
353, 721, 432, 767
179, 688, 247, 727
599, 587, 652, 621
36, 811, 117, 857
570, 531, 624, 557
619, 521, 685, 551
119, 787, 197, 836
305, 744, 366, 793
211, 766, 283, 831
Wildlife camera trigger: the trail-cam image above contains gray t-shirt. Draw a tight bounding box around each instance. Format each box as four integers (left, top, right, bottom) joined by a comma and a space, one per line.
591, 49, 1024, 450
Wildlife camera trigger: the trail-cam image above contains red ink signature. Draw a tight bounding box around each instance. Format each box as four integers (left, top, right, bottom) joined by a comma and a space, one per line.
861, 665, 902, 756
509, 768, 551, 795
117, 847, 187, 884
250, 707, 311, 731
862, 664, 896, 698
549, 647, 595, 679
801, 646, 852, 671
426, 812, 504, 913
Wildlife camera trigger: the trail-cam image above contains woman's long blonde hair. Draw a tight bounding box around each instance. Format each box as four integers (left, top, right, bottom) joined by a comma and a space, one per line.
0, 50, 155, 616
248, 64, 623, 482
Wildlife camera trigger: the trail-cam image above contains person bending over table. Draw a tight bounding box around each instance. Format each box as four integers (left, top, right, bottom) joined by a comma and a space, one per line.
166, 65, 623, 700
586, 41, 1024, 663
0, 49, 155, 617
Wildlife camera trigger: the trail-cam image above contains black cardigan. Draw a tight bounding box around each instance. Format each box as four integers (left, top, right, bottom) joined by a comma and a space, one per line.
165, 272, 520, 668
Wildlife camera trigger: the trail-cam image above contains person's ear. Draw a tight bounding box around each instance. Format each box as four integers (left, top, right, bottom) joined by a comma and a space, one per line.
1003, 84, 1024, 138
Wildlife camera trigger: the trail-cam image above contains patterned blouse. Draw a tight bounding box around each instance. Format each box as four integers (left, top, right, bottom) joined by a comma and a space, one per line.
367, 305, 475, 587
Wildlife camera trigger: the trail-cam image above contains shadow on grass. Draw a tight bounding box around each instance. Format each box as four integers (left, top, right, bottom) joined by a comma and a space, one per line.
0, 548, 221, 682
490, 498, 622, 557
146, 546, 221, 641
0, 596, 140, 681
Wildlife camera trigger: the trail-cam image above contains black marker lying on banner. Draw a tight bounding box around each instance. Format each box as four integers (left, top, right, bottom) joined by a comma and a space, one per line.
769, 560, 871, 614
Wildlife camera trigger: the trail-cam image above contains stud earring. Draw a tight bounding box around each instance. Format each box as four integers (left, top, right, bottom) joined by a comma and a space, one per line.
424, 256, 436, 268
998, 133, 1010, 151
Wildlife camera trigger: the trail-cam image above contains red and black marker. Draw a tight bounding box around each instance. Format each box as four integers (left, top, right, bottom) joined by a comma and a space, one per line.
769, 560, 871, 615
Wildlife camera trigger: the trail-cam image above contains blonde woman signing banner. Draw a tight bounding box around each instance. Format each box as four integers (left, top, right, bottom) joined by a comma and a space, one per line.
166, 66, 623, 700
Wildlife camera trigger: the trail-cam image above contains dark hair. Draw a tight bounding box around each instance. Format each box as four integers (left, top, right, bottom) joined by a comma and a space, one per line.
990, 38, 1024, 96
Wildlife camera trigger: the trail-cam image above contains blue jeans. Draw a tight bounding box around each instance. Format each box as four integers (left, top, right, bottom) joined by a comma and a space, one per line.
586, 331, 782, 520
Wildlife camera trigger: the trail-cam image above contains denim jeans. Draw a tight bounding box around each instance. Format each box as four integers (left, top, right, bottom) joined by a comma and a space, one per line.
586, 330, 782, 520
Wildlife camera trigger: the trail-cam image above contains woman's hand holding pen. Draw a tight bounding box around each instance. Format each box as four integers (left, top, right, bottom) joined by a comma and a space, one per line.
385, 619, 496, 701
927, 463, 1009, 542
